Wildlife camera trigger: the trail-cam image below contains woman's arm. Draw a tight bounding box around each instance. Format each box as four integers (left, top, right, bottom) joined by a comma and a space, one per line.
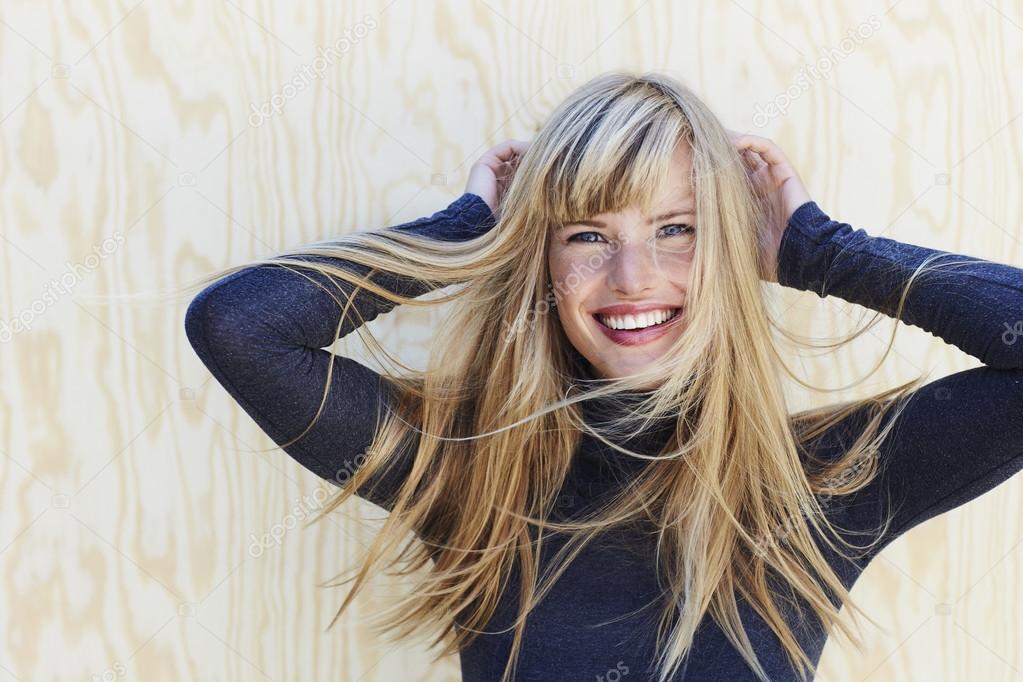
776, 201, 1023, 562
778, 200, 1023, 369
184, 192, 496, 509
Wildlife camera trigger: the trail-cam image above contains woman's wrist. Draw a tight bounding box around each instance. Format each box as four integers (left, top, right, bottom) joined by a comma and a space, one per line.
776, 200, 845, 296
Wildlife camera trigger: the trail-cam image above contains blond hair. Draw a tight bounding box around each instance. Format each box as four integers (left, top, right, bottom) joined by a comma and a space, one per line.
209, 71, 948, 681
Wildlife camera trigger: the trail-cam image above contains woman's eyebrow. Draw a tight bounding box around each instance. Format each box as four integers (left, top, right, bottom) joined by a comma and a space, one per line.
559, 208, 695, 229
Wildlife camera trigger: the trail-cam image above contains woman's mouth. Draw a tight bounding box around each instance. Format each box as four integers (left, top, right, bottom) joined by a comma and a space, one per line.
592, 307, 683, 346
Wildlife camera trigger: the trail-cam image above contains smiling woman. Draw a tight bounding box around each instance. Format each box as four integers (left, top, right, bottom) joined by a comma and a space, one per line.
184, 70, 1023, 682
548, 141, 697, 379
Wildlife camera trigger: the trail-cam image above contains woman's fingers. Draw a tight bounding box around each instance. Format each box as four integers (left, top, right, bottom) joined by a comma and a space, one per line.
503, 139, 529, 158
465, 138, 531, 215
729, 130, 773, 175
489, 138, 529, 164
741, 148, 766, 172
727, 129, 813, 230
732, 133, 793, 172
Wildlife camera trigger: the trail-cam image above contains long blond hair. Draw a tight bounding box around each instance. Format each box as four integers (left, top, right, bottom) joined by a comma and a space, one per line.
214, 71, 957, 681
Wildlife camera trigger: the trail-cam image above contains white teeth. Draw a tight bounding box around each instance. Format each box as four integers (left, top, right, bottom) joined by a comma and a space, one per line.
596, 308, 679, 331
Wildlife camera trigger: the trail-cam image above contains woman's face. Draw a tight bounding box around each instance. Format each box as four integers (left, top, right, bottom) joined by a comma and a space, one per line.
547, 143, 696, 387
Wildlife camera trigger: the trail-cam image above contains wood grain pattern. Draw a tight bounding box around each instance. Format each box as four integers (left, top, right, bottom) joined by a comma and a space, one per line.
0, 1, 1020, 679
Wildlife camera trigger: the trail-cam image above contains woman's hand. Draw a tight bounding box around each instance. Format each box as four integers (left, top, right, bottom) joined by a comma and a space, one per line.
465, 138, 529, 217
726, 130, 812, 283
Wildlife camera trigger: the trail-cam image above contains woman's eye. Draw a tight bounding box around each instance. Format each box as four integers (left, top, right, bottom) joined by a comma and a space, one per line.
567, 231, 606, 244
660, 223, 694, 237
565, 224, 694, 244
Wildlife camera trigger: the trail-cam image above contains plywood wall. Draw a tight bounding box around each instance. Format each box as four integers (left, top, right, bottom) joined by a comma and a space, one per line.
1, 1, 1021, 679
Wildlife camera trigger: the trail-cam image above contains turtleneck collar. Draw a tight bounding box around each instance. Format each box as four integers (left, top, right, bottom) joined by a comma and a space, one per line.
567, 347, 678, 457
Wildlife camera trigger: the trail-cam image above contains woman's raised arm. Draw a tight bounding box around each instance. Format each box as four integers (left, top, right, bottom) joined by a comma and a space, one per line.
183, 192, 496, 508
778, 200, 1023, 369
777, 200, 1023, 563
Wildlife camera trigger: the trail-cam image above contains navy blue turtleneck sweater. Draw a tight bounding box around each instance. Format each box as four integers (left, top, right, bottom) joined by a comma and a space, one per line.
184, 192, 1023, 680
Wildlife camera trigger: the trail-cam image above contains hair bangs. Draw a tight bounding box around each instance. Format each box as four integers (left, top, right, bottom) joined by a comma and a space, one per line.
545, 91, 691, 229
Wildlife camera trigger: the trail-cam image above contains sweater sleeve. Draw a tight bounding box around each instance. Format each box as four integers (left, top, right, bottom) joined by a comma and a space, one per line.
776, 201, 1023, 563
184, 192, 496, 510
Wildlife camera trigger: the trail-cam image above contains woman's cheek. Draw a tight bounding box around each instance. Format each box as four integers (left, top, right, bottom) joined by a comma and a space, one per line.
549, 247, 609, 296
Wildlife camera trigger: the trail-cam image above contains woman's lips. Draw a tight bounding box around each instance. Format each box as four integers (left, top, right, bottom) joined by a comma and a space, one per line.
591, 310, 683, 346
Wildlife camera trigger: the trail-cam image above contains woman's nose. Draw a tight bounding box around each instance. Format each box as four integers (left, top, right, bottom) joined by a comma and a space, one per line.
606, 236, 663, 295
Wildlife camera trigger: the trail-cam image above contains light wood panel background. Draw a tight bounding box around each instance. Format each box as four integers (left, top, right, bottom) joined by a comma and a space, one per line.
1, 0, 1021, 679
